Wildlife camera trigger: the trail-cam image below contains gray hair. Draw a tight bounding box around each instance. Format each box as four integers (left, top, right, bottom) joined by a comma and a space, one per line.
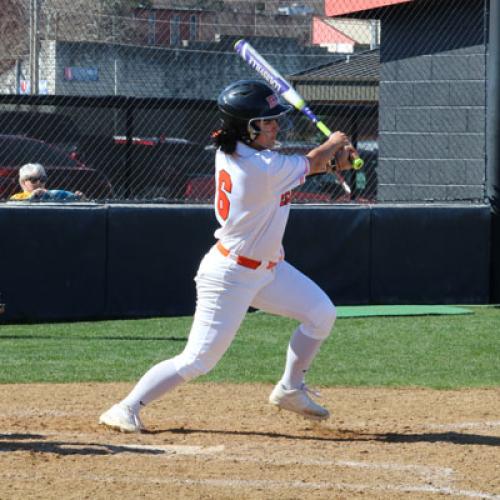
19, 163, 46, 181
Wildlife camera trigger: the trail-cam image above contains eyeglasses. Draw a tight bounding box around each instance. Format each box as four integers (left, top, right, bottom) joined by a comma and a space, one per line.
24, 176, 47, 183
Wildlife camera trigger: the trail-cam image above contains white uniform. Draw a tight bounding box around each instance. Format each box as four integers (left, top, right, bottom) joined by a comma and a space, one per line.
100, 86, 339, 430
214, 141, 308, 261
170, 141, 336, 382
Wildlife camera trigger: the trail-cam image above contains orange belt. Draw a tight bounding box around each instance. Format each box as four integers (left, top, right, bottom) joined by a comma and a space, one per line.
216, 241, 277, 270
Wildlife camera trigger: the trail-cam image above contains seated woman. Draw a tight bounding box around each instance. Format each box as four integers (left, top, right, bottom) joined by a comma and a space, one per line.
9, 163, 85, 201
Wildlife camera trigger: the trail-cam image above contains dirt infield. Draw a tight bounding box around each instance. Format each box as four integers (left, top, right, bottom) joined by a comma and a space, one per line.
1, 383, 499, 499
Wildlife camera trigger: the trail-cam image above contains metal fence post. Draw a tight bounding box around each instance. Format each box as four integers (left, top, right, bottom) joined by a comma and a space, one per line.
29, 0, 39, 95
487, 0, 500, 211
487, 0, 500, 301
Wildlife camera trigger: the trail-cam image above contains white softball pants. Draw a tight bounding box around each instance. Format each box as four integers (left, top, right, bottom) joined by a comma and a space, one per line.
172, 245, 336, 381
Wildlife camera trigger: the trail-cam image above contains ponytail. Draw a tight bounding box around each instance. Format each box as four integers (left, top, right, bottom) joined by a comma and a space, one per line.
211, 118, 252, 154
211, 127, 240, 154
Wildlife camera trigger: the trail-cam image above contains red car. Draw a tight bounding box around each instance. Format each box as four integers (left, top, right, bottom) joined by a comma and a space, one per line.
184, 141, 374, 204
110, 135, 214, 200
0, 134, 112, 200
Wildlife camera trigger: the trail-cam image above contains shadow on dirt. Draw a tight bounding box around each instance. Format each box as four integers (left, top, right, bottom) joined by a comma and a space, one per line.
0, 436, 164, 456
1, 428, 498, 457
378, 432, 500, 446
0, 433, 45, 440
157, 427, 500, 447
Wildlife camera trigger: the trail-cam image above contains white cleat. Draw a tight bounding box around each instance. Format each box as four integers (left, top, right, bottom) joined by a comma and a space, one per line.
99, 403, 144, 433
269, 383, 330, 421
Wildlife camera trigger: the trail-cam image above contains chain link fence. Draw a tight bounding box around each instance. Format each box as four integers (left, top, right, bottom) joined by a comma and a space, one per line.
0, 0, 488, 204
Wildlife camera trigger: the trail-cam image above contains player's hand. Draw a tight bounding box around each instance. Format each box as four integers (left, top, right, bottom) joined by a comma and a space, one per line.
327, 131, 349, 153
333, 144, 358, 171
306, 131, 349, 176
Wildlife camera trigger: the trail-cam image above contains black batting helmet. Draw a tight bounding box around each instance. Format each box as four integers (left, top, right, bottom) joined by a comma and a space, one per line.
218, 79, 291, 122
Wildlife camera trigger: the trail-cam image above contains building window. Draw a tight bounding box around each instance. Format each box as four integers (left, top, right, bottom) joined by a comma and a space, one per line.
189, 14, 197, 41
170, 15, 180, 46
147, 11, 156, 45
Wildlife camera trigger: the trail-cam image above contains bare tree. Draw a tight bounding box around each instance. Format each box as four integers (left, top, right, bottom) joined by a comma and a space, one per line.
41, 0, 151, 43
0, 0, 29, 73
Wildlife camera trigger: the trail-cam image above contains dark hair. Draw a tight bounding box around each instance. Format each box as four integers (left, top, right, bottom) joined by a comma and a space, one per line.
210, 118, 250, 154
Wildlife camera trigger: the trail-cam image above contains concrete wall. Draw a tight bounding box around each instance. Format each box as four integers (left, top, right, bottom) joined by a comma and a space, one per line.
377, 0, 486, 202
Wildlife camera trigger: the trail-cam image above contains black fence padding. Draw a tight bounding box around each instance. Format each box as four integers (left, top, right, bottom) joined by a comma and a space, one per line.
0, 205, 107, 321
284, 206, 371, 305
370, 205, 491, 304
0, 204, 492, 323
106, 205, 218, 318
491, 213, 500, 303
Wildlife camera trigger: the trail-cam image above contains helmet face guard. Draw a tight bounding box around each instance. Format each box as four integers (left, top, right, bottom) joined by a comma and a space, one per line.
247, 110, 293, 143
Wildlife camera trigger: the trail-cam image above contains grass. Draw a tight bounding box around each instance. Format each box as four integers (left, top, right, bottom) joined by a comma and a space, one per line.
0, 306, 498, 388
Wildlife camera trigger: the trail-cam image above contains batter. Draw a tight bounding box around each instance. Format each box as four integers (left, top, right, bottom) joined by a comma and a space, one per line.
99, 80, 355, 432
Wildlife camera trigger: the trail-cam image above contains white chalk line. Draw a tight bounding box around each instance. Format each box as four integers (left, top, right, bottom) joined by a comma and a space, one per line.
0, 430, 471, 485
67, 474, 500, 499
194, 454, 454, 483
1, 409, 96, 417
2, 471, 499, 499
2, 431, 499, 498
0, 430, 455, 477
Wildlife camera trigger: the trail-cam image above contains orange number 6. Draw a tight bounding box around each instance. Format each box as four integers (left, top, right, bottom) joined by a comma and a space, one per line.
217, 169, 232, 220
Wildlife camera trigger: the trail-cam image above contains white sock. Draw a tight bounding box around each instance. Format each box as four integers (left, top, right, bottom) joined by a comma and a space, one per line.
280, 327, 324, 390
121, 359, 184, 413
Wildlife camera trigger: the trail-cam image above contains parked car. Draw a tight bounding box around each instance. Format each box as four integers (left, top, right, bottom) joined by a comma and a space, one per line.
277, 141, 378, 203
0, 134, 112, 200
184, 174, 215, 202
184, 173, 334, 204
110, 135, 215, 200
184, 141, 375, 204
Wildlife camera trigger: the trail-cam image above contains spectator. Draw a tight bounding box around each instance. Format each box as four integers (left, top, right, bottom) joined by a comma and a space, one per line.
9, 163, 85, 201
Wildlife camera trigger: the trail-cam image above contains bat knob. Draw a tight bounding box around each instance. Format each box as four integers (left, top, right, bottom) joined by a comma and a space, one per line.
352, 158, 364, 170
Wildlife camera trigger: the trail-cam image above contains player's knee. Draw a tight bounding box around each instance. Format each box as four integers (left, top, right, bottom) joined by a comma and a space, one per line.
173, 351, 218, 381
302, 299, 336, 340
315, 300, 337, 338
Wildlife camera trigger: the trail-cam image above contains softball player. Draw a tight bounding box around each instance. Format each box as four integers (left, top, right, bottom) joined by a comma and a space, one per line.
100, 80, 355, 432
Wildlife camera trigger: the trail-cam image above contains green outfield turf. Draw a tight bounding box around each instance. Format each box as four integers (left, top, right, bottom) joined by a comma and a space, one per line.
0, 305, 498, 388
336, 304, 472, 317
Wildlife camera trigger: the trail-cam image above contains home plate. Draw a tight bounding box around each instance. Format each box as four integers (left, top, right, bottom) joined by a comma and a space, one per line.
117, 444, 225, 455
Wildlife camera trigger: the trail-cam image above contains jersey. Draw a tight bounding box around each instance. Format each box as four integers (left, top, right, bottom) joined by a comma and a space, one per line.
214, 141, 309, 262
9, 191, 32, 200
